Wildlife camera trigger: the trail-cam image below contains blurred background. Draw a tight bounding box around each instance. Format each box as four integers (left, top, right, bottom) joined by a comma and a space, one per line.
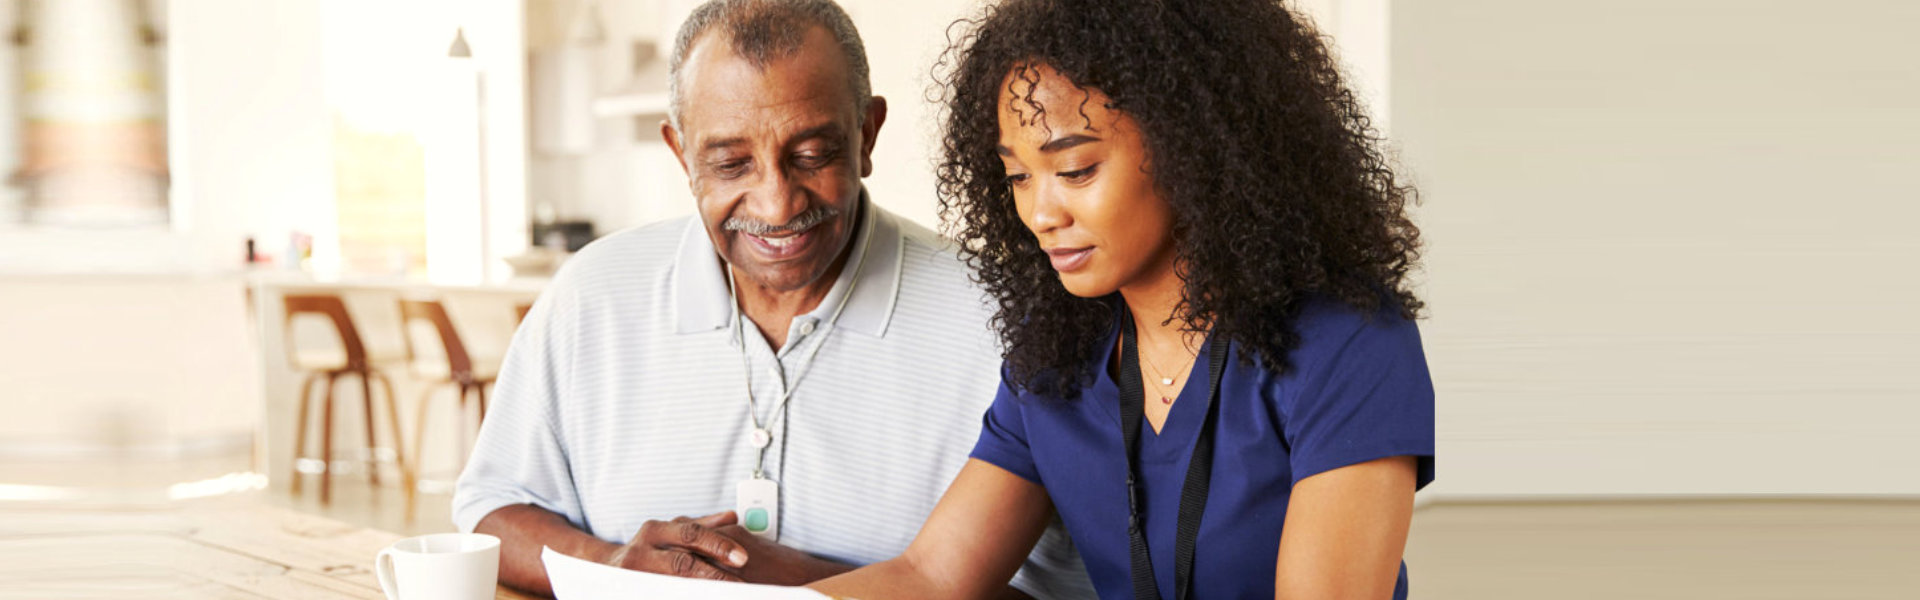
0, 0, 1914, 598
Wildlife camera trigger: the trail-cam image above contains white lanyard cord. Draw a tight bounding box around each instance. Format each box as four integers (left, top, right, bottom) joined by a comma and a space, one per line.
726, 217, 874, 479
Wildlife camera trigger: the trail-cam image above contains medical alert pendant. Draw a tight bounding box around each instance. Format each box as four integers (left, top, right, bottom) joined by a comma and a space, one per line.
735, 478, 780, 541
750, 427, 772, 449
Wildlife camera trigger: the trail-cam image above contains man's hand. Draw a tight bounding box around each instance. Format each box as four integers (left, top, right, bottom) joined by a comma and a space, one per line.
604, 512, 751, 582
709, 522, 854, 586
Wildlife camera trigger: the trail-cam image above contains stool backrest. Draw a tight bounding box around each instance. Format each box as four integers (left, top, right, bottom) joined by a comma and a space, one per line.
398, 299, 475, 382
282, 294, 367, 371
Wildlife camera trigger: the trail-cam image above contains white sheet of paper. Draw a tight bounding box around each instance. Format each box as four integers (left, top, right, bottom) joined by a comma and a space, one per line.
540, 546, 833, 600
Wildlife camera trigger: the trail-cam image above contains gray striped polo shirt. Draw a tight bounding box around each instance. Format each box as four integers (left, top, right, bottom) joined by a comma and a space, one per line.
453, 198, 1094, 598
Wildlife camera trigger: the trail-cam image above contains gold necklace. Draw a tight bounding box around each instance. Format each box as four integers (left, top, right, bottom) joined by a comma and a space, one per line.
1138, 333, 1200, 405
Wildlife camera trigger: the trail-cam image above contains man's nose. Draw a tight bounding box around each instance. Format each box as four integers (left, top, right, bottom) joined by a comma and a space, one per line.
742, 164, 809, 227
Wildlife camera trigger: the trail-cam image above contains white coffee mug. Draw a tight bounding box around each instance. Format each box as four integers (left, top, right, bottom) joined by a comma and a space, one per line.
374, 532, 501, 600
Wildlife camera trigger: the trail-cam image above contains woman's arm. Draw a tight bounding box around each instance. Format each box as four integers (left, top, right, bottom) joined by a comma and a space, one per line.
810, 459, 1055, 600
1274, 455, 1418, 600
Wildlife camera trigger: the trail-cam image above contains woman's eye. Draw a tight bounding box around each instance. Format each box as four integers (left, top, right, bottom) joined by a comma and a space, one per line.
1004, 173, 1031, 187
1058, 164, 1100, 182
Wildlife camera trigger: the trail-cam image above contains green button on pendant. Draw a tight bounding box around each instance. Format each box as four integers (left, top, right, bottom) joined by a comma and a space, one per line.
744, 508, 769, 532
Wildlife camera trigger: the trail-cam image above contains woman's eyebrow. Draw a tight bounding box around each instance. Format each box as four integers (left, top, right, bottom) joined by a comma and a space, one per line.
997, 133, 1103, 156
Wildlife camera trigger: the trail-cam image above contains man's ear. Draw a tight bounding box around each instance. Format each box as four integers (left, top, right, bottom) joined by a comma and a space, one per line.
661, 119, 691, 176
858, 96, 888, 178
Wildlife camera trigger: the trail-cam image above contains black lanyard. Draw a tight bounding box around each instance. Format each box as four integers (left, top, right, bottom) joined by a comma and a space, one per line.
1118, 314, 1229, 600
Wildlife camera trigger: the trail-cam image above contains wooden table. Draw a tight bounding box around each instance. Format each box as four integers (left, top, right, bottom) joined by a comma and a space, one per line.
0, 496, 540, 599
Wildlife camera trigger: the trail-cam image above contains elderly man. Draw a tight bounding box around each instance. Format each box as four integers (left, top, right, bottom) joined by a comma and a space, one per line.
452, 0, 1090, 597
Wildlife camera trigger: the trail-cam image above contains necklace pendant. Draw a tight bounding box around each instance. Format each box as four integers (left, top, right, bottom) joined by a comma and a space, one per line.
1161, 377, 1174, 386
750, 427, 772, 449
1161, 396, 1173, 405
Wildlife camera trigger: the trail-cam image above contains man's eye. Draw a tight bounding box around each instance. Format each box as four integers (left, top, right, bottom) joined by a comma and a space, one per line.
712, 160, 749, 177
794, 152, 835, 169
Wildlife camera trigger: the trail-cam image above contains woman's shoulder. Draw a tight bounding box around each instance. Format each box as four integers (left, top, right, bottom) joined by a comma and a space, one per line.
1260, 295, 1426, 383
1296, 294, 1418, 339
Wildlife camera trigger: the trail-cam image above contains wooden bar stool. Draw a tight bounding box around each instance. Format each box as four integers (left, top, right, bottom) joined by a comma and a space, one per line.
283, 294, 414, 507
398, 298, 498, 509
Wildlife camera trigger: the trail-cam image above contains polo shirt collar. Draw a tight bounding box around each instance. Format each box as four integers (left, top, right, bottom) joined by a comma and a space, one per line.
672, 191, 903, 338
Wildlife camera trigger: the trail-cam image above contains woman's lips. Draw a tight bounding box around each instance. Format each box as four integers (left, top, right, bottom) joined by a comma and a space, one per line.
1046, 246, 1093, 272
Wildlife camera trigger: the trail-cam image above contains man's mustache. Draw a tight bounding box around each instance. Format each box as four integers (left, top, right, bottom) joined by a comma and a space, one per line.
723, 206, 842, 237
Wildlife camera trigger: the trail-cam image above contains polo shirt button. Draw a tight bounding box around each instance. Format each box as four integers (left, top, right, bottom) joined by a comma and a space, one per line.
799, 320, 816, 336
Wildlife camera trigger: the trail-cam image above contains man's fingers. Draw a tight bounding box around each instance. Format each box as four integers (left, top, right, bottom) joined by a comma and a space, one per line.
664, 549, 745, 582
660, 520, 749, 568
695, 510, 738, 528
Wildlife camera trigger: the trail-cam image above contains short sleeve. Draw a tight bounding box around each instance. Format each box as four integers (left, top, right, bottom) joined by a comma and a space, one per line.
970, 370, 1099, 598
451, 275, 588, 533
1280, 306, 1436, 490
968, 369, 1043, 485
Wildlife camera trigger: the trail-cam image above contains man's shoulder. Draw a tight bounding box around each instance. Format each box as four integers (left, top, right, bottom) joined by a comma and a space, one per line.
869, 207, 999, 357
880, 209, 977, 288
548, 217, 695, 291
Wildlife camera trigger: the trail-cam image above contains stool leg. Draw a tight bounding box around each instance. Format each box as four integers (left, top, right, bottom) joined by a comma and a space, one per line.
291, 373, 317, 495
456, 383, 472, 473
374, 371, 415, 522
475, 383, 489, 424
320, 373, 336, 505
361, 371, 380, 487
413, 383, 448, 522
414, 384, 437, 482
466, 383, 490, 471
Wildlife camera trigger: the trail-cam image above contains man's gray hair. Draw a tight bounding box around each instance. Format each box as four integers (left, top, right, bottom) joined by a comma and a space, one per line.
666, 0, 872, 130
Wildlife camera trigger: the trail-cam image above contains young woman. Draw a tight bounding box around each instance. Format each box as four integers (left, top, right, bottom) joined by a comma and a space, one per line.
813, 0, 1432, 598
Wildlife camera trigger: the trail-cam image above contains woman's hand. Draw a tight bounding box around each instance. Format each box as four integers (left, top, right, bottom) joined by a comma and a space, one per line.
706, 521, 856, 585
809, 459, 1054, 600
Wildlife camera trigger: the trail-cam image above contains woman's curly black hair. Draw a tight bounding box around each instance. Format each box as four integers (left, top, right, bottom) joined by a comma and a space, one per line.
934, 0, 1424, 398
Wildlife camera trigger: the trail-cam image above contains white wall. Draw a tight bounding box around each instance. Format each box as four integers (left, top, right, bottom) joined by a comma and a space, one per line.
1393, 0, 1920, 496
548, 0, 1389, 232
0, 0, 535, 457
852, 0, 1390, 228
0, 0, 331, 450
526, 0, 691, 234
0, 0, 24, 218
1293, 0, 1391, 131
325, 0, 529, 283
855, 0, 1389, 229
522, 0, 986, 234
0, 0, 528, 281
852, 0, 1382, 229
0, 0, 334, 274
838, 0, 972, 227
472, 1, 534, 281
171, 0, 336, 273
0, 276, 258, 454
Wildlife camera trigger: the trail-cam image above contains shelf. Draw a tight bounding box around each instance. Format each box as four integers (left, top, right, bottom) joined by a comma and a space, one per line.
592, 91, 669, 118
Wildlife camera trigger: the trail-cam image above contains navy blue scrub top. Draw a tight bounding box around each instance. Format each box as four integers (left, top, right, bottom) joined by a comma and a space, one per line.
971, 300, 1436, 600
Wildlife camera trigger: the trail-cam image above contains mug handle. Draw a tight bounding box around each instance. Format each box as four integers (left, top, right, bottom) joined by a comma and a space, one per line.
375, 548, 401, 600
